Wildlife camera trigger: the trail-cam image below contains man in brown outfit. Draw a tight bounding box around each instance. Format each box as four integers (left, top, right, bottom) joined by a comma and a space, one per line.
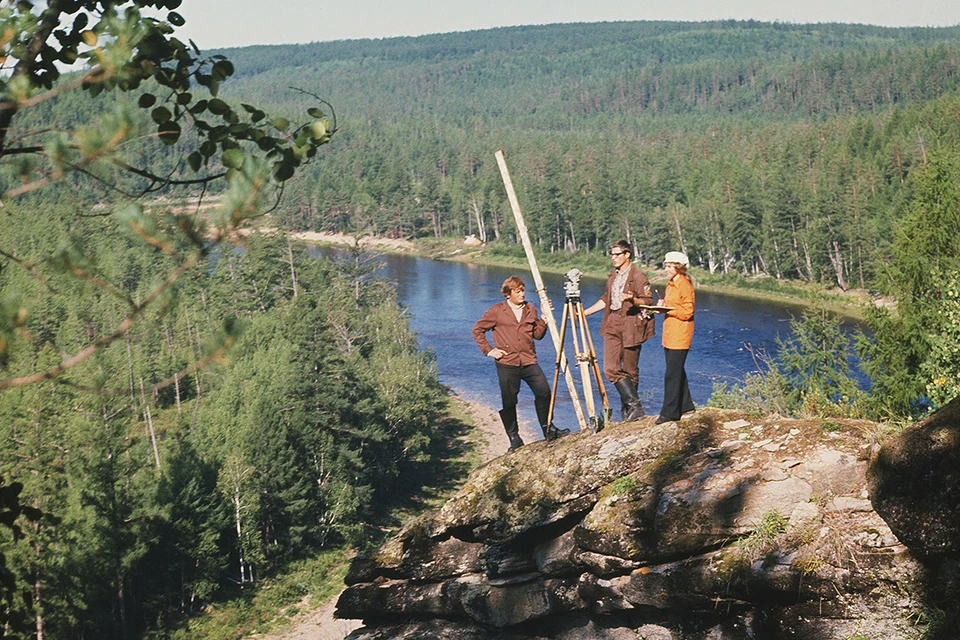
584, 240, 656, 421
473, 276, 570, 451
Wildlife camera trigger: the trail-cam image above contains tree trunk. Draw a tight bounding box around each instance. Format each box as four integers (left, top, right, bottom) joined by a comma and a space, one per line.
33, 529, 43, 640
707, 248, 719, 274
286, 241, 298, 297
771, 236, 783, 279
671, 204, 687, 255
829, 240, 848, 291
174, 372, 181, 413
471, 197, 486, 243
117, 568, 129, 640
139, 378, 161, 468
233, 483, 248, 584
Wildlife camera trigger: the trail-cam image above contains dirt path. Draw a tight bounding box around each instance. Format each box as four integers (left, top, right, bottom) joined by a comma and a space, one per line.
257, 396, 509, 640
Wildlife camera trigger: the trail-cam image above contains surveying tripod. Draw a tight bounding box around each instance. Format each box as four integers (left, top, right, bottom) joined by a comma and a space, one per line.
547, 269, 611, 432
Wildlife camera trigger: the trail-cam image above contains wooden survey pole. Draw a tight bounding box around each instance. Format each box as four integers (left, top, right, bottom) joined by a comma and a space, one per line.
495, 150, 588, 432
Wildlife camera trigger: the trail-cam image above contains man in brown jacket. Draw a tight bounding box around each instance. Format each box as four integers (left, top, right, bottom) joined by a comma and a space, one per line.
584, 240, 656, 421
473, 276, 570, 452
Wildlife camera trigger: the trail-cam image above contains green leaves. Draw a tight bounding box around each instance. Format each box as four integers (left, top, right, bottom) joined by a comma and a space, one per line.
222, 148, 245, 169
924, 272, 960, 407
2, 0, 336, 198
150, 105, 172, 123
776, 304, 863, 415
273, 159, 296, 182
863, 150, 960, 417
310, 119, 330, 140
206, 98, 231, 115
187, 150, 203, 171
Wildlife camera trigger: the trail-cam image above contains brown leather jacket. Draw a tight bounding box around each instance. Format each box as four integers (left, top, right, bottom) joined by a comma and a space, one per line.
599, 263, 656, 347
472, 300, 547, 367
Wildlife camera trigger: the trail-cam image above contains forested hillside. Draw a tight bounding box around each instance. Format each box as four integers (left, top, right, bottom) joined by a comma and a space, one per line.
207, 21, 960, 289
0, 215, 446, 635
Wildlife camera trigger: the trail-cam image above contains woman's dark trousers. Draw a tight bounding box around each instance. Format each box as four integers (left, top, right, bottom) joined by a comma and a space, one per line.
660, 348, 694, 420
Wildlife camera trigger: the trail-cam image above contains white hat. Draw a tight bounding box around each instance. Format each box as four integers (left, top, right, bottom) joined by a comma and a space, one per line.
663, 251, 689, 267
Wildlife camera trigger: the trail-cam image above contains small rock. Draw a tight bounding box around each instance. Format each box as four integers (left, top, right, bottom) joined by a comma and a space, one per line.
827, 497, 873, 513
598, 436, 639, 461
723, 419, 751, 430
881, 533, 900, 547
636, 624, 677, 640
788, 501, 821, 530
761, 468, 788, 481
719, 439, 744, 451
752, 439, 773, 449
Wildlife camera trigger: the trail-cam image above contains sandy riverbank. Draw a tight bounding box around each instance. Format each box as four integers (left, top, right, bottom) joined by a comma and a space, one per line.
291, 231, 417, 253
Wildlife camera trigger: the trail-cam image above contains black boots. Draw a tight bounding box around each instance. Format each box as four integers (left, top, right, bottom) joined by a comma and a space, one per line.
534, 395, 569, 442
499, 407, 524, 452
541, 422, 570, 441
500, 406, 568, 451
614, 379, 646, 422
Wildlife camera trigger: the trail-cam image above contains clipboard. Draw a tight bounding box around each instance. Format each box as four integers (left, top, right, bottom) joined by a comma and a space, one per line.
637, 304, 674, 313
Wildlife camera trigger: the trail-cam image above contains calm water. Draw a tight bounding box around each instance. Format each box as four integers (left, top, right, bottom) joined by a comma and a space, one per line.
316, 248, 862, 435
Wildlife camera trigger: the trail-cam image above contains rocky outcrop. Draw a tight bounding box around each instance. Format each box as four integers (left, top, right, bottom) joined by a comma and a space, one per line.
869, 394, 960, 555
337, 408, 960, 639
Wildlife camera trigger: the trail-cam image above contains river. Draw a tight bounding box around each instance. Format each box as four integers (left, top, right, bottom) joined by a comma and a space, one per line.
316, 248, 864, 435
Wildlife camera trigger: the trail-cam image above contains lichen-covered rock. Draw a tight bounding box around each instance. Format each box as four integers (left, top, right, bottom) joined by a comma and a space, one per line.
869, 394, 960, 555
339, 408, 960, 639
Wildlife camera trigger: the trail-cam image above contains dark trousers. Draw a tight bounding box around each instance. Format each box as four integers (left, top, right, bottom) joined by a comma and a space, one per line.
602, 315, 641, 385
496, 362, 551, 427
660, 348, 694, 420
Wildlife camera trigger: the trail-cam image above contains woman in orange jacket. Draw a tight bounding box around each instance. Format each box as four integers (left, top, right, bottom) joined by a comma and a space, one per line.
656, 251, 696, 424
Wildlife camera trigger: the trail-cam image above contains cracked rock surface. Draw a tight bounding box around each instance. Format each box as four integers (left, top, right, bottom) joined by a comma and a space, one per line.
338, 404, 960, 639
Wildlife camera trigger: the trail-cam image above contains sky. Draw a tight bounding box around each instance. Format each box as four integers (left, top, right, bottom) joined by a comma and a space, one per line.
172, 0, 960, 50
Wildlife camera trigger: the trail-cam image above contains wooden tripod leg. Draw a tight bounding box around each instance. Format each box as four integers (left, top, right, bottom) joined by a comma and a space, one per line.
570, 300, 596, 421
547, 301, 569, 426
578, 301, 611, 423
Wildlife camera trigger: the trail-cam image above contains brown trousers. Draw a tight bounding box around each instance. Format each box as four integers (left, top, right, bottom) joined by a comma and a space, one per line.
602, 314, 641, 385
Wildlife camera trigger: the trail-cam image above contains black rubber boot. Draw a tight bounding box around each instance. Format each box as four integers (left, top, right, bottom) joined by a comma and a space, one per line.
541, 422, 570, 441
499, 407, 524, 452
533, 396, 568, 441
614, 379, 646, 421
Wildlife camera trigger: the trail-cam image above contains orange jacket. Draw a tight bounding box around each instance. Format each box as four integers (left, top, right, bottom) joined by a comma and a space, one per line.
662, 274, 695, 350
